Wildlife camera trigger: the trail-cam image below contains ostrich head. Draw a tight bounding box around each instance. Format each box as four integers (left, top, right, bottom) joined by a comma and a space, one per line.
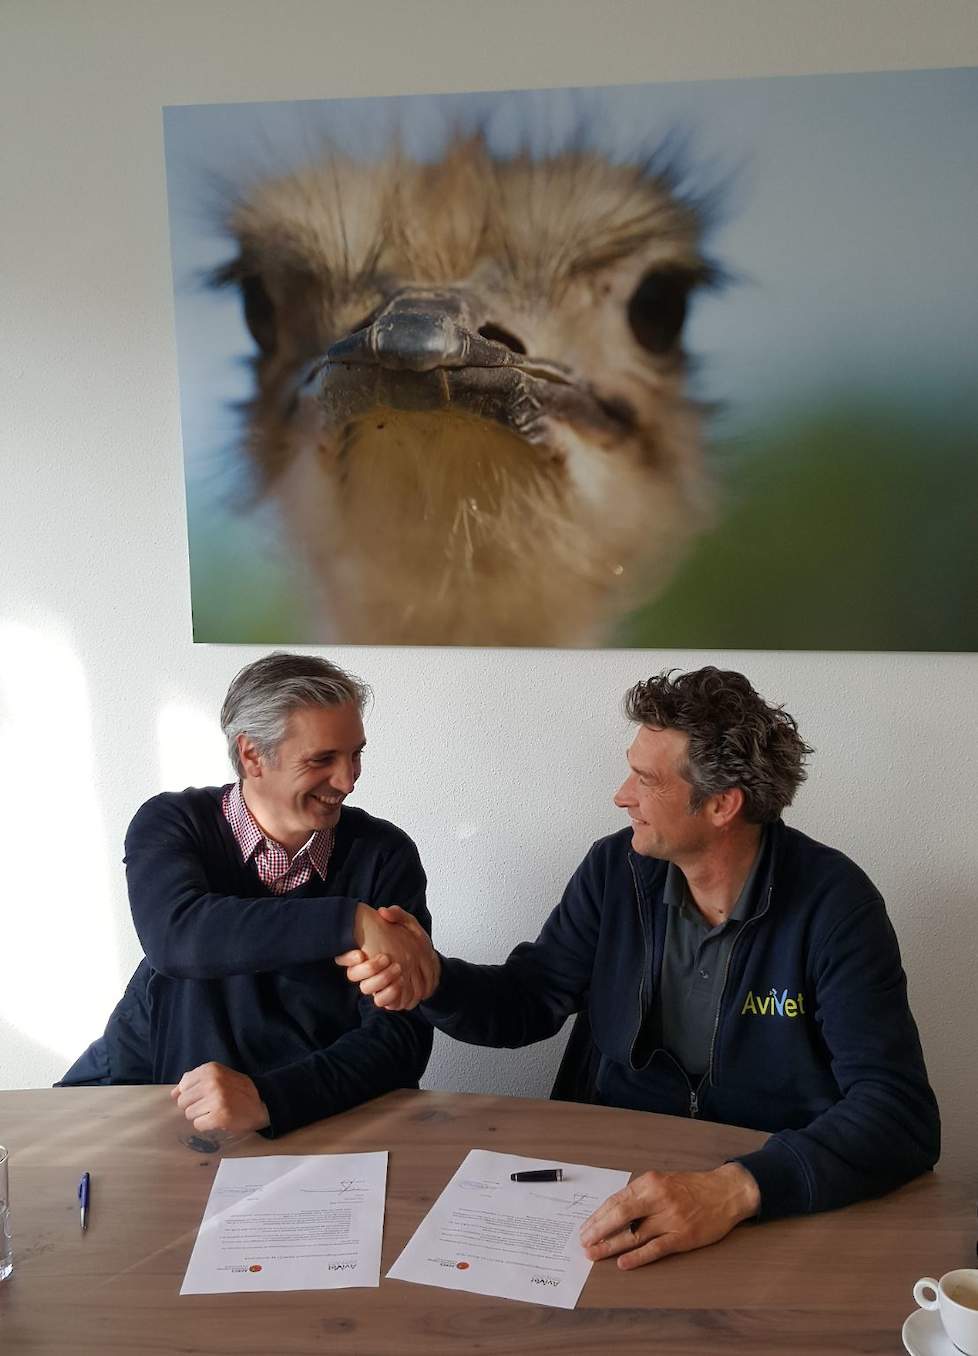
214, 132, 718, 645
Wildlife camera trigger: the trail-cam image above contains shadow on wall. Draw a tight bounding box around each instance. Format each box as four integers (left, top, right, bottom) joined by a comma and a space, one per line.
0, 1017, 65, 1091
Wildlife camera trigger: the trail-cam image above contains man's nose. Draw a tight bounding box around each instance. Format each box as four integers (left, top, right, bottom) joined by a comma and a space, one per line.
330, 759, 358, 794
613, 777, 634, 808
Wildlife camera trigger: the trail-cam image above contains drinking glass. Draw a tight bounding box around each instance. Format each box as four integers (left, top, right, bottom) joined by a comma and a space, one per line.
0, 1146, 11, 1281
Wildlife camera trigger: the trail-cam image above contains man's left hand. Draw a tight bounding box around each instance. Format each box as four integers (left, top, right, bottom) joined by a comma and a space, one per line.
579, 1163, 760, 1269
171, 1062, 271, 1134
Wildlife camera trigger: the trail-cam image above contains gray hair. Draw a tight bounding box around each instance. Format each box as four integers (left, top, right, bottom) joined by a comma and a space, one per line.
221, 652, 371, 777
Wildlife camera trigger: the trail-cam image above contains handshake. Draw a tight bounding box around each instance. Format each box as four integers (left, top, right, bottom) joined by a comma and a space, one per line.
337, 904, 441, 1010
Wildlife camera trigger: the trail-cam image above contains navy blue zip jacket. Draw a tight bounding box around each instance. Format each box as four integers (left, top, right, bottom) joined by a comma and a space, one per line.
59, 788, 433, 1137
422, 820, 939, 1220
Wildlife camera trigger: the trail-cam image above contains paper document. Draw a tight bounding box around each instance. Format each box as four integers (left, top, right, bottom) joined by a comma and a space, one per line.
180, 1151, 388, 1294
387, 1149, 631, 1309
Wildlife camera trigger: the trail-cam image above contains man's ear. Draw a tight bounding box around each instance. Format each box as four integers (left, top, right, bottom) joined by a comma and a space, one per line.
237, 733, 264, 780
710, 785, 745, 829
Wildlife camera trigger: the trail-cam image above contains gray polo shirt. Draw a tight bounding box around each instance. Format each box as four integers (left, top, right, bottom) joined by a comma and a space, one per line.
655, 831, 767, 1079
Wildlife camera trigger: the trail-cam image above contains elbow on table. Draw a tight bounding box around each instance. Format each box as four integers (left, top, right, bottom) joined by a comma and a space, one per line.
914, 1107, 942, 1176
897, 1082, 942, 1179
856, 1107, 942, 1203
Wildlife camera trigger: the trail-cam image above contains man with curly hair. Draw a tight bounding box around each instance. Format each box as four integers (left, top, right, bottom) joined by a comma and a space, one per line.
338, 667, 939, 1267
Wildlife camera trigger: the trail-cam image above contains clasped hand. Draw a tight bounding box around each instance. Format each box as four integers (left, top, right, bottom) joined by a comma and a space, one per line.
336, 905, 440, 1009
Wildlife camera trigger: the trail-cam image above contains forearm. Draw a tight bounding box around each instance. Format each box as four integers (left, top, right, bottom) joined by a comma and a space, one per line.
421, 949, 581, 1048
125, 804, 364, 976
252, 1006, 433, 1137
126, 797, 431, 979
735, 1081, 940, 1220
132, 879, 362, 979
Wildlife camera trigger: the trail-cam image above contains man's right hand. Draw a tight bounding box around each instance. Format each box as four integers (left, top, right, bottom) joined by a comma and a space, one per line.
340, 904, 440, 1010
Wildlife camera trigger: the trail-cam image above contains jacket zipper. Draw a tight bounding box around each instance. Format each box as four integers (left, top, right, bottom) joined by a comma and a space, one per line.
698, 881, 774, 1105
629, 861, 775, 1119
629, 856, 711, 1119
654, 1047, 701, 1117
628, 856, 650, 1055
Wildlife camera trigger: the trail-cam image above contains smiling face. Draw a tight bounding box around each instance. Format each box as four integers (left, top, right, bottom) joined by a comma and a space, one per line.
613, 724, 710, 862
239, 702, 366, 853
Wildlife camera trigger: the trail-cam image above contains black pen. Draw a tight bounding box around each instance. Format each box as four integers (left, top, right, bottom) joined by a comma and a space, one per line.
78, 1171, 91, 1231
511, 1168, 563, 1182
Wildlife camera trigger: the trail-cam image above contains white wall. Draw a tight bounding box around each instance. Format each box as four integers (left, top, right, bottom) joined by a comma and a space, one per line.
2, 0, 976, 1176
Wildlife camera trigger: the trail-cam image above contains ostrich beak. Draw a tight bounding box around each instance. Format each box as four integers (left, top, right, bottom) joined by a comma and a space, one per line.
327, 291, 519, 373
315, 287, 590, 444
329, 288, 576, 381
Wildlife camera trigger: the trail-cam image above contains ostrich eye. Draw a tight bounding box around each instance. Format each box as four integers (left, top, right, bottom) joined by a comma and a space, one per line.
240, 274, 277, 354
626, 268, 695, 355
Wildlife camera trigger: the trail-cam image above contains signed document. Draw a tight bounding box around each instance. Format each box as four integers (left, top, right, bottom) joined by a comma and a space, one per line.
387, 1150, 631, 1309
180, 1152, 388, 1294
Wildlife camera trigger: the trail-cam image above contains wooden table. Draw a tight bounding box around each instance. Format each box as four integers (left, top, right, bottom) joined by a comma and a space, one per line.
0, 1086, 972, 1354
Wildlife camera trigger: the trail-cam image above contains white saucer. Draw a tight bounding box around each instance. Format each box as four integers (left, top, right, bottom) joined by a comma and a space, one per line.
903, 1307, 969, 1355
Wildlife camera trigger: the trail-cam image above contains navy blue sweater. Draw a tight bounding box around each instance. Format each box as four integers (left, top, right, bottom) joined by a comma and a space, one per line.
422, 820, 939, 1219
60, 787, 433, 1136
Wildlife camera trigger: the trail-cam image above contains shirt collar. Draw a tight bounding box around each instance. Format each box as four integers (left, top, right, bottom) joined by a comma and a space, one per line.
664, 826, 768, 924
225, 780, 265, 864
304, 824, 335, 881
663, 860, 687, 910
225, 781, 334, 881
727, 827, 767, 923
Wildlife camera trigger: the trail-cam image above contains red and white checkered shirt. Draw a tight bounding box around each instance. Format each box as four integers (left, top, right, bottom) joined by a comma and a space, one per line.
222, 781, 335, 895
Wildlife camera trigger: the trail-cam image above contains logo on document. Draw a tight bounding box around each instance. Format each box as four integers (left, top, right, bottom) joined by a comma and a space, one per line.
248, 1264, 263, 1273
740, 987, 806, 1018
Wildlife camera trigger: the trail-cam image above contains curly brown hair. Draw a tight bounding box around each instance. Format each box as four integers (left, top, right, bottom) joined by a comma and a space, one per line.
624, 667, 812, 824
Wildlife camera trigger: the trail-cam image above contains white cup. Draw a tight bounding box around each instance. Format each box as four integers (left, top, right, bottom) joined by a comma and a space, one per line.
913, 1269, 978, 1355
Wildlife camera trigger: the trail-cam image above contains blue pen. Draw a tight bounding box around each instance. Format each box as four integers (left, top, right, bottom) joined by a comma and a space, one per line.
78, 1172, 91, 1231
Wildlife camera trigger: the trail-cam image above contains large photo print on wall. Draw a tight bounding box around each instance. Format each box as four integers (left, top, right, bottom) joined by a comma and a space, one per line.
164, 68, 978, 649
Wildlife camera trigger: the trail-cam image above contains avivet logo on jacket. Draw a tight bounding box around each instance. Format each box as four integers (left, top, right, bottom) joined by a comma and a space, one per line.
740, 987, 807, 1017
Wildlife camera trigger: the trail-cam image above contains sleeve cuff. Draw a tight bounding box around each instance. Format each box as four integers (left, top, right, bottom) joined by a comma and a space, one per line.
251, 1065, 325, 1139
418, 955, 466, 1025
730, 1135, 815, 1221
329, 896, 360, 957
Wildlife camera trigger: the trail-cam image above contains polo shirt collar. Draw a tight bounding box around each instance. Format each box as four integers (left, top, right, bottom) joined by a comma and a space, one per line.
664, 826, 768, 923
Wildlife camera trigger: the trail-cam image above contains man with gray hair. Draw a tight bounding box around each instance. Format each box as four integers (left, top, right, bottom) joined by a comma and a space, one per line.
60, 652, 437, 1137
339, 667, 939, 1266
